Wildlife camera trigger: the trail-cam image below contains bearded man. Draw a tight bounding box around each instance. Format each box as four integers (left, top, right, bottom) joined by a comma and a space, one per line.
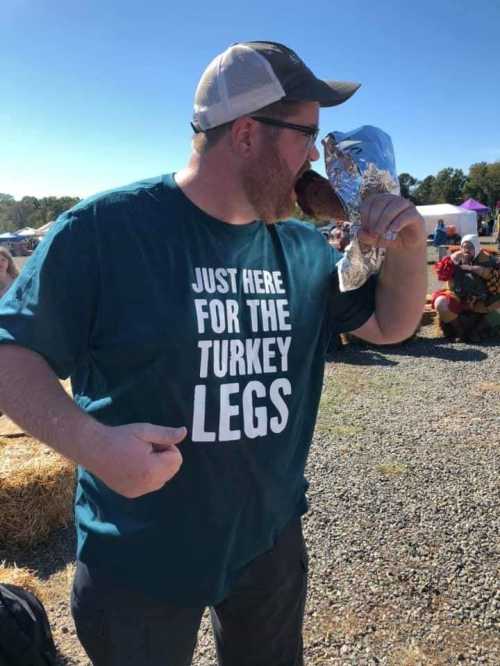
0, 41, 426, 666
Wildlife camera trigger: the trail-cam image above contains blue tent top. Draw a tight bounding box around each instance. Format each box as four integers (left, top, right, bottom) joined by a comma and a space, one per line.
0, 232, 22, 242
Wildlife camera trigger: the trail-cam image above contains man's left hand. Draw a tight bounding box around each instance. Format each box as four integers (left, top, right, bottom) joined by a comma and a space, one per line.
358, 194, 426, 253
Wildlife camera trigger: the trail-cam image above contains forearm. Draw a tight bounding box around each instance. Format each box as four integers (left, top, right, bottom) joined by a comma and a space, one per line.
0, 344, 107, 469
374, 240, 427, 342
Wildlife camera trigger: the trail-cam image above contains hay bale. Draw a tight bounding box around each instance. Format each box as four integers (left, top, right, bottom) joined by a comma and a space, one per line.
0, 562, 45, 601
0, 437, 75, 547
0, 415, 25, 438
421, 307, 437, 327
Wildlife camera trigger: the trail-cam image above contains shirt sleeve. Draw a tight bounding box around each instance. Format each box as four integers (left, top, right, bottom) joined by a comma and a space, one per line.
327, 272, 377, 335
0, 206, 99, 378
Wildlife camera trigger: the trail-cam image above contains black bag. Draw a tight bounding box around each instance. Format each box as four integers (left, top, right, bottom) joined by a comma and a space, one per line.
0, 583, 58, 666
453, 266, 489, 302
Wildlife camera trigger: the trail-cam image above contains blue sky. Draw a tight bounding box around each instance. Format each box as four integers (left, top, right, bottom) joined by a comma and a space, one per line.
1, 0, 499, 200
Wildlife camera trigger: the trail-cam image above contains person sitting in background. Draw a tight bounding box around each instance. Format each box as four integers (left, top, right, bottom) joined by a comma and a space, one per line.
432, 219, 448, 247
431, 234, 500, 342
0, 247, 19, 299
446, 224, 461, 246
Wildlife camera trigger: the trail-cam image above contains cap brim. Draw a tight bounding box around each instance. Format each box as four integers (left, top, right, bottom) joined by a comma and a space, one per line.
287, 78, 361, 107
320, 79, 361, 107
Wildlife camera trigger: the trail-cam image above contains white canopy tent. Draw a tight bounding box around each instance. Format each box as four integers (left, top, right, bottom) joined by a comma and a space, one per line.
417, 203, 477, 237
16, 227, 37, 237
35, 221, 55, 236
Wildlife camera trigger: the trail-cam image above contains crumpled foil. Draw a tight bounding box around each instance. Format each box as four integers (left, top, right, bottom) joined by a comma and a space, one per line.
323, 125, 400, 292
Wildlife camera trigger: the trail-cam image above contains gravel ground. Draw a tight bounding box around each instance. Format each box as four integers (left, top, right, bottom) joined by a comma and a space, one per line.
1, 327, 499, 665
300, 332, 499, 665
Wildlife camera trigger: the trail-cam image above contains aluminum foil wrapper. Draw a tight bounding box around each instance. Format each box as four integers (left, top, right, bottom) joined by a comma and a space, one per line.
323, 125, 400, 292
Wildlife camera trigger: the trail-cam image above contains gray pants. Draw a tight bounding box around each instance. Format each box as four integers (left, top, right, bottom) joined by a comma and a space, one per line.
71, 519, 308, 666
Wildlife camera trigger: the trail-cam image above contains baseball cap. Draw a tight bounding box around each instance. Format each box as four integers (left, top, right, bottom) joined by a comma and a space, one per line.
192, 41, 361, 132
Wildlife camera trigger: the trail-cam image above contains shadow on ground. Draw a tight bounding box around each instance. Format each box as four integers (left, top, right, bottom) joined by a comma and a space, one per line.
329, 334, 496, 366
0, 525, 76, 581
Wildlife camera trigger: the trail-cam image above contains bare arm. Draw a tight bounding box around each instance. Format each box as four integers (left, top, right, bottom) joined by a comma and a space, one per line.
350, 194, 427, 345
0, 344, 186, 497
0, 345, 101, 461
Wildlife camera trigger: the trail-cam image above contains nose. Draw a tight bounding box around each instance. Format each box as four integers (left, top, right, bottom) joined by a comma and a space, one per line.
309, 143, 320, 162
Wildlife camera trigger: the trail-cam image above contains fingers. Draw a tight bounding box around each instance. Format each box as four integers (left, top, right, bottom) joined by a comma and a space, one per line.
361, 194, 413, 237
141, 424, 185, 489
359, 194, 423, 249
95, 423, 188, 497
134, 423, 188, 448
380, 205, 419, 237
358, 211, 412, 248
153, 446, 183, 476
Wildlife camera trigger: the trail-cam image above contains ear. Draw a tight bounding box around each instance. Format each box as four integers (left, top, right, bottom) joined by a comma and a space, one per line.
230, 117, 259, 158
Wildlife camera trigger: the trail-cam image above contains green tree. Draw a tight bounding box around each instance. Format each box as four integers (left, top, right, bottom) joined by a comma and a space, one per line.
486, 162, 500, 209
0, 194, 81, 233
398, 173, 418, 201
412, 175, 436, 205
430, 168, 466, 205
11, 196, 40, 229
464, 161, 500, 210
463, 162, 489, 203
39, 196, 80, 225
0, 194, 16, 232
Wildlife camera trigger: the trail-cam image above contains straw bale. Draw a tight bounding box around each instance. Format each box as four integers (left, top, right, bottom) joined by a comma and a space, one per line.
421, 306, 436, 327
0, 437, 75, 547
0, 414, 25, 438
0, 562, 45, 601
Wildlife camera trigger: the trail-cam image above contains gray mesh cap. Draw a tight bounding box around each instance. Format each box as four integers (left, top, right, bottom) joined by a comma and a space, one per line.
192, 41, 361, 131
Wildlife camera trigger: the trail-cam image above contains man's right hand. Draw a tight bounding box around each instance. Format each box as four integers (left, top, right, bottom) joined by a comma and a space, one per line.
90, 423, 187, 498
0, 346, 187, 499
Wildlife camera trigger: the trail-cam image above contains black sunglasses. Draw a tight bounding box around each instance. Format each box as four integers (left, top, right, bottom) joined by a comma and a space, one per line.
251, 116, 320, 144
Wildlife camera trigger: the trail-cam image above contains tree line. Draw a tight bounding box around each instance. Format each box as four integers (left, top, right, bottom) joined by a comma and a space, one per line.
399, 161, 500, 211
0, 194, 81, 234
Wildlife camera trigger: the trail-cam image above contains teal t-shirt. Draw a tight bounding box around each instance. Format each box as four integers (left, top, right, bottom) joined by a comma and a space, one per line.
0, 174, 374, 605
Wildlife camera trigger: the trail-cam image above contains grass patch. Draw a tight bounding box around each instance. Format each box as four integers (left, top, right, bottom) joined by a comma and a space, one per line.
315, 420, 362, 439
391, 643, 449, 666
323, 364, 409, 401
476, 382, 500, 394
315, 365, 410, 438
376, 461, 408, 477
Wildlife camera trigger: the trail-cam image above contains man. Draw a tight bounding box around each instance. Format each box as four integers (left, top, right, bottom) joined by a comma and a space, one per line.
0, 41, 426, 665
